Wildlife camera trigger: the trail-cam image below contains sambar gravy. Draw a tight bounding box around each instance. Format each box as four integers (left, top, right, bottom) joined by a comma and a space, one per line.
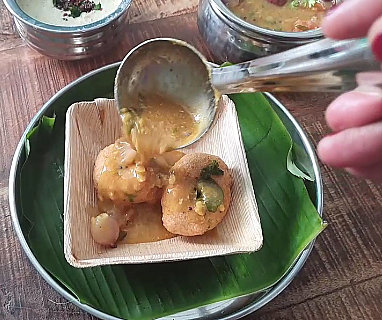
121, 94, 199, 162
121, 203, 176, 244
225, 0, 334, 32
92, 94, 201, 246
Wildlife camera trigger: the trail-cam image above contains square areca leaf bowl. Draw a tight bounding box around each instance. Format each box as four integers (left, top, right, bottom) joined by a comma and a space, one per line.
63, 96, 263, 268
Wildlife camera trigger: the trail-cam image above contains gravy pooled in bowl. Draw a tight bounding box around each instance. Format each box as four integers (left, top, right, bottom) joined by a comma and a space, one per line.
91, 95, 231, 247
225, 0, 335, 32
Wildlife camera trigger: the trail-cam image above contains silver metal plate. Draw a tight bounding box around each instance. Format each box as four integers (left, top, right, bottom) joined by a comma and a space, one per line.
8, 62, 323, 320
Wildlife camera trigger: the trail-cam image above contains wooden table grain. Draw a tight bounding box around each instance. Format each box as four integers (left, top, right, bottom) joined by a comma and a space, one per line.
0, 1, 381, 319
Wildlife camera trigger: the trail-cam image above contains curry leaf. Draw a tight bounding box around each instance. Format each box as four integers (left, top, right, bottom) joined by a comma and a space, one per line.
70, 6, 81, 18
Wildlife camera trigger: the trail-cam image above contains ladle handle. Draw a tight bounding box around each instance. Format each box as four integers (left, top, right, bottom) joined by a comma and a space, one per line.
211, 38, 380, 93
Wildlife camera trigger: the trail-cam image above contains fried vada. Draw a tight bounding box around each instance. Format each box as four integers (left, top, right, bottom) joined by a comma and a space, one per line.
93, 140, 161, 206
161, 153, 232, 236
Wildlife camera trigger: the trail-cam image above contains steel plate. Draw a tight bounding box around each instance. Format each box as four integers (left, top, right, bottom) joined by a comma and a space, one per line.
9, 62, 323, 320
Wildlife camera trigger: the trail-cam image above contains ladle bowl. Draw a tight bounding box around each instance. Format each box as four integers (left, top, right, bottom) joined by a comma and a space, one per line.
115, 38, 219, 148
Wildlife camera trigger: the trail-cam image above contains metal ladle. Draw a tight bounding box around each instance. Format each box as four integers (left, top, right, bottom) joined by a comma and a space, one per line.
115, 37, 379, 148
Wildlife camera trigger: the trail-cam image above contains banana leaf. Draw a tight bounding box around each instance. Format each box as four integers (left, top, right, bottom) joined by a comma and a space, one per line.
16, 68, 326, 319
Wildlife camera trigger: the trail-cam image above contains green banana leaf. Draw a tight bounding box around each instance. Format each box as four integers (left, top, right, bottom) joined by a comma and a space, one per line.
17, 69, 326, 319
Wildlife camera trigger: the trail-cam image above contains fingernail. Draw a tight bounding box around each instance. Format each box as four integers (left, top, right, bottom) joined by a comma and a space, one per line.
354, 85, 382, 97
372, 33, 382, 62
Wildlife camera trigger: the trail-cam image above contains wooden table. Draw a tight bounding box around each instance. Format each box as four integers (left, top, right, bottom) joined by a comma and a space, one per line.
0, 1, 381, 319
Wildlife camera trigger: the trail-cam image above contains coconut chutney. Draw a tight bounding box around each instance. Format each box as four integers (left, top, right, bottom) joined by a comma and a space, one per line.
16, 0, 122, 27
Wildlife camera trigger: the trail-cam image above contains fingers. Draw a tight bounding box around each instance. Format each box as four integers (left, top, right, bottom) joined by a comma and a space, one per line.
321, 5, 382, 182
322, 0, 382, 40
325, 87, 382, 132
317, 121, 382, 168
321, 81, 382, 181
346, 165, 382, 182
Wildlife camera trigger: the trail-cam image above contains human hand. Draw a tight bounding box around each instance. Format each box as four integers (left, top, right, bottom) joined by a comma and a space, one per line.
317, 0, 382, 181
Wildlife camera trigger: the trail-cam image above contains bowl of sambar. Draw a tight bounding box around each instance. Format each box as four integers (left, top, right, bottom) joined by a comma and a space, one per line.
197, 0, 338, 63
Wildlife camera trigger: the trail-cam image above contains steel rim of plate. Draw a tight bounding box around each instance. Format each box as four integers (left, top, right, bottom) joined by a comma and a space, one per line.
8, 62, 323, 320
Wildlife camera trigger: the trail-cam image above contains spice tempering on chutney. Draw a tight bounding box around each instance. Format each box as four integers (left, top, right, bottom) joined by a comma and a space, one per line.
16, 0, 122, 27
53, 0, 102, 19
225, 0, 336, 32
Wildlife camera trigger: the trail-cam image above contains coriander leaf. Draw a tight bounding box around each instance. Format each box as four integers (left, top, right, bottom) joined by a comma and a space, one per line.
200, 160, 224, 180
290, 0, 300, 7
290, 0, 318, 8
94, 3, 102, 10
